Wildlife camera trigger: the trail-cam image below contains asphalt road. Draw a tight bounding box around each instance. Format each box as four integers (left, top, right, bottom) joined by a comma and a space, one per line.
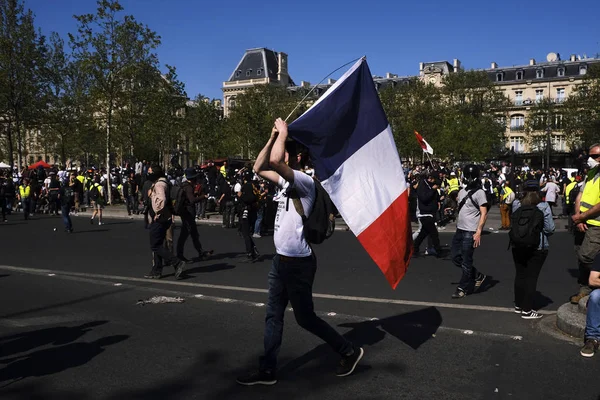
0, 214, 599, 400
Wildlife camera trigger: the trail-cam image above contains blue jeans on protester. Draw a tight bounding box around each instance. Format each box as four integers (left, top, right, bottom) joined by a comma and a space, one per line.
61, 204, 72, 231
451, 229, 479, 292
254, 206, 264, 235
586, 289, 600, 340
260, 254, 353, 372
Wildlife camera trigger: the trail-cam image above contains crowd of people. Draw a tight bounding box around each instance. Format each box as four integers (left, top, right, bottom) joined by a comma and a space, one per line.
3, 142, 600, 369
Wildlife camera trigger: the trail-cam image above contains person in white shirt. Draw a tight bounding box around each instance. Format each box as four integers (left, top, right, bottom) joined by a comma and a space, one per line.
237, 118, 363, 386
541, 176, 560, 216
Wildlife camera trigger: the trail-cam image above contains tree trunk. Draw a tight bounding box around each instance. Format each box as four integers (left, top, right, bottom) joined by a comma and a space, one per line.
15, 117, 22, 169
106, 103, 113, 205
6, 121, 14, 169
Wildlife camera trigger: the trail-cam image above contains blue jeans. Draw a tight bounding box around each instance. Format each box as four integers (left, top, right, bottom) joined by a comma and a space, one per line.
451, 229, 479, 292
61, 204, 72, 231
260, 254, 353, 372
586, 289, 600, 340
254, 206, 264, 234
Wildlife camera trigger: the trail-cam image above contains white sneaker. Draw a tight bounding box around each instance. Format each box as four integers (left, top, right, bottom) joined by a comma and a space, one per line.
252, 233, 261, 238
521, 310, 543, 320
98, 221, 102, 226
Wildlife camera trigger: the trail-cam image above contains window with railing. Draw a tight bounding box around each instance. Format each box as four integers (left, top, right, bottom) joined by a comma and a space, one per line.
515, 90, 523, 105
556, 88, 565, 103
553, 114, 564, 130
535, 89, 544, 103
533, 114, 547, 131
510, 115, 525, 131
552, 135, 566, 151
510, 136, 525, 153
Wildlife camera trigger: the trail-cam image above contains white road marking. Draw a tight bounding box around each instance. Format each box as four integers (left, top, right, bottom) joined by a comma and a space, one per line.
0, 265, 555, 315
113, 283, 122, 286
0, 266, 529, 341
48, 273, 55, 276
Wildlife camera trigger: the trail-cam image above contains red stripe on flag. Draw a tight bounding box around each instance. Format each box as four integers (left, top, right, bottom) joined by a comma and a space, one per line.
357, 190, 413, 289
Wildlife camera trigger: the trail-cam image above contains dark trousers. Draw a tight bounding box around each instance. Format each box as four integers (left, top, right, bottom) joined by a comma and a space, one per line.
196, 198, 207, 218
413, 216, 441, 252
149, 219, 178, 272
0, 198, 5, 220
452, 229, 479, 292
512, 248, 547, 312
222, 200, 235, 228
49, 194, 59, 215
22, 198, 30, 219
241, 208, 256, 255
260, 254, 352, 372
176, 211, 203, 258
127, 194, 137, 214
61, 204, 72, 231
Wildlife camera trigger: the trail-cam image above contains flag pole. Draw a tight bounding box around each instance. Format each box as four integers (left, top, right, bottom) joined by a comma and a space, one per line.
284, 56, 365, 122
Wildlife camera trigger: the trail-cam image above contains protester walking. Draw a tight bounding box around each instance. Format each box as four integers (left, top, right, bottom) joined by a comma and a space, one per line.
18, 178, 32, 220
237, 118, 363, 386
451, 164, 489, 299
60, 175, 77, 233
499, 181, 515, 230
176, 168, 211, 262
510, 180, 555, 319
413, 173, 443, 257
144, 165, 185, 280
239, 171, 259, 261
89, 176, 104, 225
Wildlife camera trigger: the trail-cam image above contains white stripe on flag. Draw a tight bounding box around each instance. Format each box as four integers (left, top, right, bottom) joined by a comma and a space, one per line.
321, 125, 407, 236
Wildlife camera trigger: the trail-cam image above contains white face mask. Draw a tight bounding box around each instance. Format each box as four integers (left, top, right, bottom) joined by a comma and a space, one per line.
588, 157, 599, 169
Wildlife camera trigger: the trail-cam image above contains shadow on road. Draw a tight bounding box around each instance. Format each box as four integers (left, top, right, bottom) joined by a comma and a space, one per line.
71, 229, 111, 234
0, 274, 10, 279
183, 263, 236, 276
0, 321, 108, 358
0, 332, 128, 387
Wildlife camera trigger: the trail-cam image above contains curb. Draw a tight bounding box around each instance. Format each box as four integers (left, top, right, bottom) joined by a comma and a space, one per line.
556, 302, 586, 339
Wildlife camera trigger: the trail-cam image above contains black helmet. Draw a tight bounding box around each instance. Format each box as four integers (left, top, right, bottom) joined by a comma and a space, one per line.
463, 164, 481, 182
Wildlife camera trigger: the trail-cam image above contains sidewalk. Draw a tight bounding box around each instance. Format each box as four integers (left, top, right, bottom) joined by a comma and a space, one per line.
75, 204, 570, 233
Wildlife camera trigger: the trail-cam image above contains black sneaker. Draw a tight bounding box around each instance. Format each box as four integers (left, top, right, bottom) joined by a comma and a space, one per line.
514, 306, 522, 314
144, 272, 162, 279
173, 260, 186, 279
90, 218, 94, 225
236, 370, 277, 386
580, 339, 600, 358
336, 346, 364, 377
474, 273, 487, 290
521, 310, 543, 320
451, 288, 466, 299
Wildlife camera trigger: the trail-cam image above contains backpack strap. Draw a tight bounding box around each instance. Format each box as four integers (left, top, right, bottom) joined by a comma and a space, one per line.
458, 189, 479, 214
288, 188, 307, 222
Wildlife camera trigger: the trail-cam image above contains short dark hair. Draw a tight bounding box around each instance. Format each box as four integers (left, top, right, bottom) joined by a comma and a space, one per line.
151, 165, 164, 177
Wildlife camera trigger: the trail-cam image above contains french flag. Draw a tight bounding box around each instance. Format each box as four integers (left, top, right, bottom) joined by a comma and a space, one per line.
288, 58, 413, 289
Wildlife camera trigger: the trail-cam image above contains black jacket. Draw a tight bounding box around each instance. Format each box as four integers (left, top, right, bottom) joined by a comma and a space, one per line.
416, 179, 439, 216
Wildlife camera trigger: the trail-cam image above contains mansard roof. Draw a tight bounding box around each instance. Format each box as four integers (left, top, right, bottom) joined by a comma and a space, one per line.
487, 58, 600, 83
227, 47, 294, 84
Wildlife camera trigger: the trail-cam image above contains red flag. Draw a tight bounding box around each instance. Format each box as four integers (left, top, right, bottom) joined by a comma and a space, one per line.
414, 131, 434, 154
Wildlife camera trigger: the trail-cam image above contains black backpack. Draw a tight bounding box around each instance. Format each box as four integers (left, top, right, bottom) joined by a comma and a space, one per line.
568, 183, 581, 205
509, 205, 545, 248
89, 184, 101, 201
170, 181, 187, 216
290, 178, 335, 244
64, 186, 75, 203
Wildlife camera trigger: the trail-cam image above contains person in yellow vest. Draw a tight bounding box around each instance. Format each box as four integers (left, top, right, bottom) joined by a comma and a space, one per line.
446, 172, 460, 195
220, 161, 228, 178
565, 175, 582, 230
499, 181, 515, 230
17, 178, 32, 220
572, 145, 600, 304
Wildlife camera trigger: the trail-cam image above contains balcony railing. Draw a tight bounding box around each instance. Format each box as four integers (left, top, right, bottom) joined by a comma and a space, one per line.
510, 126, 525, 132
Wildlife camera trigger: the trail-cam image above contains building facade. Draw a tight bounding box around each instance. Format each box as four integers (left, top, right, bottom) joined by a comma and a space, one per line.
223, 48, 600, 165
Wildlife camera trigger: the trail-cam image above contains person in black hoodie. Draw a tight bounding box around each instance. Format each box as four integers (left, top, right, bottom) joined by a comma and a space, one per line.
239, 171, 259, 261
413, 172, 443, 257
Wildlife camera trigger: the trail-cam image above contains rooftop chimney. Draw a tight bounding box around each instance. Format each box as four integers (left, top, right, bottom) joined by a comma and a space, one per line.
327, 78, 336, 85
453, 59, 461, 72
300, 81, 310, 88
419, 62, 424, 75
530, 58, 536, 66
491, 62, 498, 69
570, 54, 577, 62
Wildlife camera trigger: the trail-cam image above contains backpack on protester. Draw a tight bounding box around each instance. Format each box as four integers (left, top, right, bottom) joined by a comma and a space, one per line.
508, 205, 545, 249
89, 184, 101, 201
568, 184, 581, 206
169, 181, 187, 216
63, 186, 75, 204
290, 178, 336, 244
457, 188, 489, 215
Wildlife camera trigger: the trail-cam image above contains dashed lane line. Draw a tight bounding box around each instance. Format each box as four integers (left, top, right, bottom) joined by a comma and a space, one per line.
0, 265, 555, 315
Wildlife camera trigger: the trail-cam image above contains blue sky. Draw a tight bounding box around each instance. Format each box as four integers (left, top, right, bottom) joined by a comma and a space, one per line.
28, 0, 600, 101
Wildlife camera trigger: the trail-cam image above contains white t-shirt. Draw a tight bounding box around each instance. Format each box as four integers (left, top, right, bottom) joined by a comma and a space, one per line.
233, 182, 242, 194
542, 182, 560, 203
273, 170, 316, 257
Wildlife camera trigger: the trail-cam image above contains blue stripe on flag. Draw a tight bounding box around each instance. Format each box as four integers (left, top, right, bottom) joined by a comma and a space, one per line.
288, 60, 389, 181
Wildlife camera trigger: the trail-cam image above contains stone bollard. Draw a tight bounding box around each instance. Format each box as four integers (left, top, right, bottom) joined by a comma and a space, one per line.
556, 296, 589, 339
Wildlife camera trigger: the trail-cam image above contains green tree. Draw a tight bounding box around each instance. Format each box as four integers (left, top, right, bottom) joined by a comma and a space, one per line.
379, 79, 444, 161
225, 84, 305, 158
184, 95, 226, 163
439, 70, 510, 161
69, 0, 160, 201
0, 0, 47, 168
524, 98, 564, 168
563, 64, 600, 149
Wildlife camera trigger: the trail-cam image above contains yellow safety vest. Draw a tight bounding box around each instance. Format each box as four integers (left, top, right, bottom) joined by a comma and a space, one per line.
19, 185, 31, 198
565, 181, 577, 205
447, 178, 459, 194
580, 170, 600, 226
501, 186, 514, 202
76, 175, 84, 184
220, 166, 227, 177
